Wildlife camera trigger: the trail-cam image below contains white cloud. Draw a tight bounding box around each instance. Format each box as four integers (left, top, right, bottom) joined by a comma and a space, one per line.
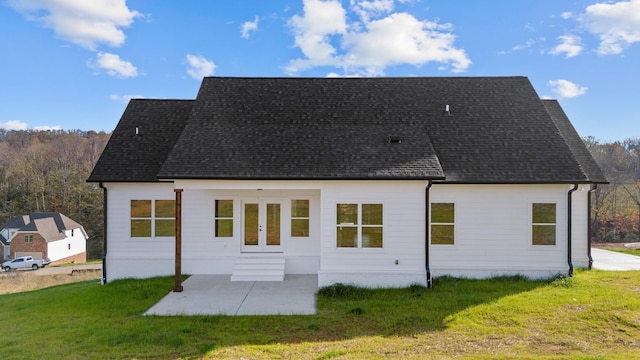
548, 79, 588, 98
0, 120, 28, 130
94, 52, 138, 78
286, 0, 470, 76
579, 0, 640, 55
185, 54, 216, 79
110, 94, 144, 103
561, 12, 573, 20
351, 0, 395, 23
241, 16, 259, 39
8, 0, 140, 50
549, 34, 583, 58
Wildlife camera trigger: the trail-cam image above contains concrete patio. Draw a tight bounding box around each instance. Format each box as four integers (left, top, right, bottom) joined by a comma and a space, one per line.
144, 274, 317, 316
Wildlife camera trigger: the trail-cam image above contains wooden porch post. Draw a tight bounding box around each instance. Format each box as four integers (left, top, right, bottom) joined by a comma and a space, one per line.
173, 188, 183, 292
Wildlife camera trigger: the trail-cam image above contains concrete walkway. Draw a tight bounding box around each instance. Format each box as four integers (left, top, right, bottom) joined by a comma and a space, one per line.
144, 274, 317, 316
591, 248, 640, 270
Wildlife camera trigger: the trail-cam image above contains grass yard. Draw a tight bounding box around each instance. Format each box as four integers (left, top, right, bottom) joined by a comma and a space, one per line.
608, 248, 640, 257
0, 271, 639, 359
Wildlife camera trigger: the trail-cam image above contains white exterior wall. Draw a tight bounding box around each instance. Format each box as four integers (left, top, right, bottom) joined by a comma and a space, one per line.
318, 181, 429, 288
429, 184, 589, 279
105, 182, 177, 280
47, 228, 87, 261
104, 181, 592, 286
104, 181, 322, 281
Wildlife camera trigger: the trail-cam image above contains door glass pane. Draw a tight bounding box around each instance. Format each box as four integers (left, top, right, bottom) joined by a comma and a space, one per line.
266, 203, 281, 246
244, 203, 259, 246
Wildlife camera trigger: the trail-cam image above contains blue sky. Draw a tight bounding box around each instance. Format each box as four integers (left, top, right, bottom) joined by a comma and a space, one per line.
1, 0, 638, 141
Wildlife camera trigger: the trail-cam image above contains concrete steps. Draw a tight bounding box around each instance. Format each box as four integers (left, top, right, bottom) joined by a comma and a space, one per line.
231, 254, 285, 281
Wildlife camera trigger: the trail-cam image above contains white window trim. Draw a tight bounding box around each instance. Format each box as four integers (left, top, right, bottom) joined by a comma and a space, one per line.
531, 202, 558, 247
336, 203, 384, 249
430, 202, 455, 246
291, 198, 310, 238
130, 198, 176, 239
214, 198, 235, 238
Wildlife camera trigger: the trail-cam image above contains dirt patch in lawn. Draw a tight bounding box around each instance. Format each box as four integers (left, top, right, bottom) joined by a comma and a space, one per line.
0, 269, 101, 295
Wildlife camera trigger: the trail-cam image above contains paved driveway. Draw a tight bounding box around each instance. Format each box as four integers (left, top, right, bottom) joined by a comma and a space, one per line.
591, 248, 640, 270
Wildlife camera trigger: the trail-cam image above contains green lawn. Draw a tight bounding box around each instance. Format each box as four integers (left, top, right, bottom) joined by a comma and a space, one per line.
607, 248, 640, 257
1, 271, 639, 359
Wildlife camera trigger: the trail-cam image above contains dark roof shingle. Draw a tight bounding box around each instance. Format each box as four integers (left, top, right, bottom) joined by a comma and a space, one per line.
89, 77, 605, 184
87, 99, 193, 182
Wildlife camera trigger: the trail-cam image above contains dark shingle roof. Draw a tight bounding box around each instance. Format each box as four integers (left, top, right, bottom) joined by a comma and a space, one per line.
542, 99, 607, 183
158, 77, 443, 179
87, 99, 193, 182
89, 77, 604, 184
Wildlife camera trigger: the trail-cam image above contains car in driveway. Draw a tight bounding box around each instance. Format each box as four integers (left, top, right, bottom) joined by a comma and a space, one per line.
2, 256, 51, 271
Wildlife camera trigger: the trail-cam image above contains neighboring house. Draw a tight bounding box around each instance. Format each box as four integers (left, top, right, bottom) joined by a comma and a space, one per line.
0, 213, 88, 264
88, 77, 606, 288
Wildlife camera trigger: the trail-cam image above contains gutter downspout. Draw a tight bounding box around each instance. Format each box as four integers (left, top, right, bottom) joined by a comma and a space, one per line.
173, 189, 183, 292
567, 184, 579, 277
99, 182, 107, 285
587, 184, 598, 270
425, 181, 433, 288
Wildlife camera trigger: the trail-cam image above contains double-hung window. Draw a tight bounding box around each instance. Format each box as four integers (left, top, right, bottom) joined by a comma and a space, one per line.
291, 200, 310, 237
431, 203, 455, 245
532, 203, 556, 245
336, 203, 383, 248
24, 234, 33, 243
130, 200, 175, 238
214, 200, 234, 237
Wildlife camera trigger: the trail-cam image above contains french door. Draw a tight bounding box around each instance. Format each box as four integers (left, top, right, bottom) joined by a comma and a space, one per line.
241, 199, 283, 252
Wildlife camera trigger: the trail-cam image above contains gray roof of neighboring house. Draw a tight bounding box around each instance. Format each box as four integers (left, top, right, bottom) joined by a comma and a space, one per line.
0, 213, 87, 243
88, 76, 607, 184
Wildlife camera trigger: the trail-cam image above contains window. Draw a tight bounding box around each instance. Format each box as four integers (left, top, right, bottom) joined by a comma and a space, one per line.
214, 200, 234, 237
336, 203, 383, 248
130, 200, 175, 238
291, 200, 309, 237
431, 203, 454, 245
24, 234, 33, 243
533, 203, 556, 245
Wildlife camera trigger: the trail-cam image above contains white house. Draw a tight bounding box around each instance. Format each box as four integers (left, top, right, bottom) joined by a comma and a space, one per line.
88, 77, 606, 288
0, 213, 88, 264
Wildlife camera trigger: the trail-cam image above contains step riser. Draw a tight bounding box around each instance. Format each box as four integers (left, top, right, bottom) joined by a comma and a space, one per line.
231, 255, 285, 282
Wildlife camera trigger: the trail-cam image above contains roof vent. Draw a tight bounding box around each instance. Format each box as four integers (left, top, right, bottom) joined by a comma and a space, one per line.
387, 135, 402, 144
135, 127, 140, 136
445, 104, 451, 115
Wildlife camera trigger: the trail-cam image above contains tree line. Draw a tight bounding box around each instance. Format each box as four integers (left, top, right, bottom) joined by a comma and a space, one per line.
0, 129, 110, 259
586, 137, 640, 243
0, 130, 638, 261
